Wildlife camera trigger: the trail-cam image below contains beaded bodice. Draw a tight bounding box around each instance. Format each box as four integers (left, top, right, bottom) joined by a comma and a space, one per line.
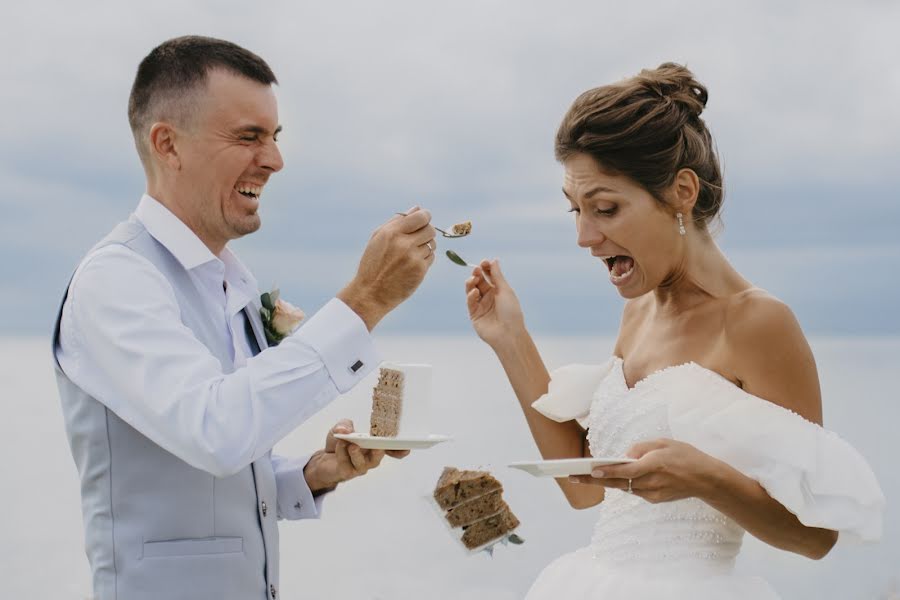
586, 358, 745, 572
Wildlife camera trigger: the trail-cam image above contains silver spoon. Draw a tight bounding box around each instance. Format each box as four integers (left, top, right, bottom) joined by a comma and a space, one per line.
394, 212, 472, 238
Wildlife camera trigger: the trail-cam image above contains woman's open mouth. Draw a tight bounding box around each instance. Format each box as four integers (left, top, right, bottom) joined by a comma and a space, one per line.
600, 255, 635, 287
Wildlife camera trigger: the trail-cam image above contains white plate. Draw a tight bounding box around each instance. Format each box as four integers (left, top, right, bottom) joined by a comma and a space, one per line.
508, 457, 636, 478
332, 433, 452, 450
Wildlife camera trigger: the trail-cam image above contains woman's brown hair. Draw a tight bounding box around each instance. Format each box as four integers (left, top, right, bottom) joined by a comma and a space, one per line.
555, 62, 723, 229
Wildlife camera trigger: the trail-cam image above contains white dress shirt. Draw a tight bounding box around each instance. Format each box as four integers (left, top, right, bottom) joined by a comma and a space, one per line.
56, 194, 380, 519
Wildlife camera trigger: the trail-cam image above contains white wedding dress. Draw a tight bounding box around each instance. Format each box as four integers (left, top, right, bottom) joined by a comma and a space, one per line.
525, 357, 885, 599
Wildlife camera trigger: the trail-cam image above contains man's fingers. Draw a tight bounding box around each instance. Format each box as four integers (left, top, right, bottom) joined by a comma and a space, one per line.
332, 419, 354, 435
326, 419, 354, 452
386, 449, 410, 459
334, 439, 352, 466
347, 444, 369, 472
366, 449, 386, 469
396, 208, 432, 234
407, 225, 437, 249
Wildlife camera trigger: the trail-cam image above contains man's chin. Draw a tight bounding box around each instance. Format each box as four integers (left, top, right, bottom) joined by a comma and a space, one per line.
230, 216, 262, 239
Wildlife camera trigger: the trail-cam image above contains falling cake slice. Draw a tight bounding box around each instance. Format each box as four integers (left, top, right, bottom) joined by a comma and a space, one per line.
433, 467, 521, 550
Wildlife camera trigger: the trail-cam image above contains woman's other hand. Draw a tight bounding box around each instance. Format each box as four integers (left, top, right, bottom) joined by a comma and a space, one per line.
465, 259, 526, 347
568, 439, 721, 504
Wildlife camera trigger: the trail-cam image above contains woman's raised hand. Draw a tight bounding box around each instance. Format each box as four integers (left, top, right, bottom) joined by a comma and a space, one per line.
465, 259, 526, 347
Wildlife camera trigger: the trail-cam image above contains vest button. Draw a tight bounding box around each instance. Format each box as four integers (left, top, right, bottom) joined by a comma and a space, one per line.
270, 583, 277, 598
261, 501, 268, 517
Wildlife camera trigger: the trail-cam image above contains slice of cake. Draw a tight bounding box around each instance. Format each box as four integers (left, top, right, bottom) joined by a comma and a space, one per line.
369, 363, 431, 438
461, 502, 520, 550
450, 221, 472, 236
433, 467, 521, 550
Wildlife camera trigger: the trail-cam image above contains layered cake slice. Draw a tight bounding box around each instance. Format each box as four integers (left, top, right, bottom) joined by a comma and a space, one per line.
433, 467, 521, 550
369, 363, 431, 438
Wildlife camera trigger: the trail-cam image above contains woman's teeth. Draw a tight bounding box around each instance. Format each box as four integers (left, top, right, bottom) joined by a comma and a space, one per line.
601, 255, 635, 286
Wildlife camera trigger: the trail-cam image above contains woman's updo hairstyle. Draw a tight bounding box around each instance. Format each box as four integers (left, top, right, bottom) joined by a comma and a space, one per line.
555, 62, 723, 229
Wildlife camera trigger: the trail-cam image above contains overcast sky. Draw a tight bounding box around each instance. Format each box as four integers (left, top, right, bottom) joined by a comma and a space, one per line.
2, 0, 898, 336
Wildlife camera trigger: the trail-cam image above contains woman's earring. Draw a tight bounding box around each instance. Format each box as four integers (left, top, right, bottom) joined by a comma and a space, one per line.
677, 213, 687, 236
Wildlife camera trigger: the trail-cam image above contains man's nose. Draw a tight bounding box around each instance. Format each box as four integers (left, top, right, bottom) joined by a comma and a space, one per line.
259, 139, 284, 173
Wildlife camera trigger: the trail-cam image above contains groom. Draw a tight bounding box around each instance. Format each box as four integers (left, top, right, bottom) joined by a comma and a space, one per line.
52, 36, 437, 600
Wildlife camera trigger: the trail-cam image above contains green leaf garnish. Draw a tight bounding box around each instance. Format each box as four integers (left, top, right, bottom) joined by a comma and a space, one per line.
445, 250, 468, 267
507, 534, 524, 545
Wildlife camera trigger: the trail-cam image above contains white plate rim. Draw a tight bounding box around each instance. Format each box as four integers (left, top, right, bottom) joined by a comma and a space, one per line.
332, 432, 452, 449
508, 457, 636, 477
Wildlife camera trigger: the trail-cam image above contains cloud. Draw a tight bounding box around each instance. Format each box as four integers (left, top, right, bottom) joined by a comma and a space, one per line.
1, 0, 898, 335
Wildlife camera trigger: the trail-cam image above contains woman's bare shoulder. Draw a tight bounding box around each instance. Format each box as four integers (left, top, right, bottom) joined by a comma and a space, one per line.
722, 288, 824, 424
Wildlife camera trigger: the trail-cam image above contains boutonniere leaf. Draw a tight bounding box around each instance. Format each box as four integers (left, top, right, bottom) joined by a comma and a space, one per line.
259, 287, 304, 346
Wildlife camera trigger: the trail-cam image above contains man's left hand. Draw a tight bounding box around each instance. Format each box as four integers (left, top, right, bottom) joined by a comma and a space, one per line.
304, 419, 410, 494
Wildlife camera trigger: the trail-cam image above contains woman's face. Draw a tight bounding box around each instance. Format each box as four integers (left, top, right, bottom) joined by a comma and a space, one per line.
562, 153, 682, 299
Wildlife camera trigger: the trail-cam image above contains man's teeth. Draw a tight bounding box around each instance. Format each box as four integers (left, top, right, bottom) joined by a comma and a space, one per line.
236, 185, 262, 197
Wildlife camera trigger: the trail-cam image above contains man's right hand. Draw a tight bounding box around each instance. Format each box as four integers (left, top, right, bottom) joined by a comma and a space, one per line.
338, 206, 436, 330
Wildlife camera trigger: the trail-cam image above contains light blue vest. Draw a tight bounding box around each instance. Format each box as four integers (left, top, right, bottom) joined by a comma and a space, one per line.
53, 217, 280, 600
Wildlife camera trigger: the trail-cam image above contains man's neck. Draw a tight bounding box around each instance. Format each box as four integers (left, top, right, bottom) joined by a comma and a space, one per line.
145, 184, 227, 256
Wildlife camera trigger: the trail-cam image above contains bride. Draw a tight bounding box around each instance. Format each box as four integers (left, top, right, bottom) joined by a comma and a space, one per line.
464, 63, 884, 599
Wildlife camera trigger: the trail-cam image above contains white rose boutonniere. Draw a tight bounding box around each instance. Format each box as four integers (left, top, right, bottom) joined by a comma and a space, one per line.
260, 288, 305, 346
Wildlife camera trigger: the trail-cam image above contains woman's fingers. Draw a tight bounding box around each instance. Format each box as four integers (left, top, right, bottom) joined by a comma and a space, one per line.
467, 284, 493, 318
473, 266, 495, 292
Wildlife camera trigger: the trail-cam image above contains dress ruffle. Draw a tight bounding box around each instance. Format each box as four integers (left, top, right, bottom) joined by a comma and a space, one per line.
663, 363, 885, 544
531, 359, 615, 428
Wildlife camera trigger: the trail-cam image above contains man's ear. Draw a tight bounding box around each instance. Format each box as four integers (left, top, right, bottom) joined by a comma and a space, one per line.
148, 122, 181, 171
672, 168, 700, 214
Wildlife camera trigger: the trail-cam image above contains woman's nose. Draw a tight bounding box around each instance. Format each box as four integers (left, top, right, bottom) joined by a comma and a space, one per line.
577, 222, 605, 248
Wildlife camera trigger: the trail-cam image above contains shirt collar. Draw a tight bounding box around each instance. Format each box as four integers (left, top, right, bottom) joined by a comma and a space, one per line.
221, 246, 259, 298
135, 194, 218, 271
134, 194, 260, 298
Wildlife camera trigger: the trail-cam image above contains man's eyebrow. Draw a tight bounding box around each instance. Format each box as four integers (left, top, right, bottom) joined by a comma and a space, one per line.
561, 185, 618, 200
233, 124, 283, 136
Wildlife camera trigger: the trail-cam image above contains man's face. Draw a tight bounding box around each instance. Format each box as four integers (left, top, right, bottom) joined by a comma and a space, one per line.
176, 69, 283, 248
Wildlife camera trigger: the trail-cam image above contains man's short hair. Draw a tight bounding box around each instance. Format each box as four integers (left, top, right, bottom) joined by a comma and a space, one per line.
127, 35, 277, 164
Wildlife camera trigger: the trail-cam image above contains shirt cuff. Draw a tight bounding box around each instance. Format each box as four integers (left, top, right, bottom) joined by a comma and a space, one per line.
290, 297, 380, 393
271, 454, 327, 520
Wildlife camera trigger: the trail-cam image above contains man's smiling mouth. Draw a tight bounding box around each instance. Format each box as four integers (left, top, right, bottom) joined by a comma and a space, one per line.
236, 183, 262, 199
